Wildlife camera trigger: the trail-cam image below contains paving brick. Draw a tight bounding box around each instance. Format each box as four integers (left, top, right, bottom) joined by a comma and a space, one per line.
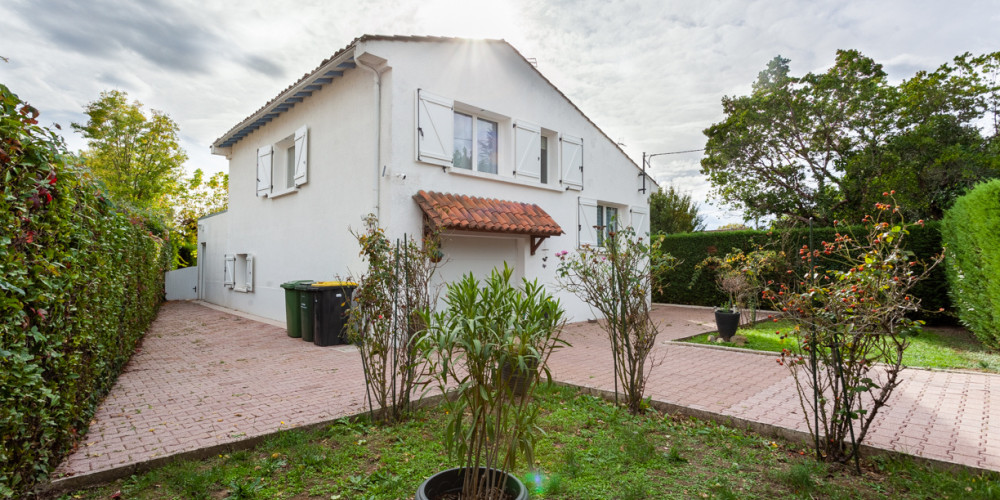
54, 301, 999, 485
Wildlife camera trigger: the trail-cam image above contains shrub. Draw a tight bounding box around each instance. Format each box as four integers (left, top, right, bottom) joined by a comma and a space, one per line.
942, 179, 1000, 348
0, 84, 170, 497
657, 223, 950, 321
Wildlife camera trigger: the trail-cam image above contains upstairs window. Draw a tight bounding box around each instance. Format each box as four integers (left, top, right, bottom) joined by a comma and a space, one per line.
453, 112, 498, 174
257, 125, 308, 198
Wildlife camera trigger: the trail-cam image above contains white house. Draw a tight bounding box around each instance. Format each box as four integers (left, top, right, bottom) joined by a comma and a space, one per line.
199, 35, 653, 322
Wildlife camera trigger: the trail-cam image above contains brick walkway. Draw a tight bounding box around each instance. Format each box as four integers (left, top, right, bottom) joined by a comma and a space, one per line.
51, 301, 998, 491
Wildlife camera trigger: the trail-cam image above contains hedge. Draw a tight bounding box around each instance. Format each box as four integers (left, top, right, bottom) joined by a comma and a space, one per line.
942, 179, 1000, 349
654, 222, 950, 321
1, 84, 170, 497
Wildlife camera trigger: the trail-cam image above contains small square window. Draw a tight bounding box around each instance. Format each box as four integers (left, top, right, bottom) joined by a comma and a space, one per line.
596, 205, 619, 246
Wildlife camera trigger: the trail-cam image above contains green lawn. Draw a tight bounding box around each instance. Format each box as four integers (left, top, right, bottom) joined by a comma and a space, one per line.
60, 384, 999, 499
685, 320, 1000, 373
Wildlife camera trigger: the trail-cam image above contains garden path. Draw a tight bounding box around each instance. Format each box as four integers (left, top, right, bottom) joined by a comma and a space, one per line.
50, 301, 998, 493
551, 304, 999, 473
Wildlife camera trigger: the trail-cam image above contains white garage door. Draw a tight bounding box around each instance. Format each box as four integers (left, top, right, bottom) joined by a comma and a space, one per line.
434, 234, 524, 296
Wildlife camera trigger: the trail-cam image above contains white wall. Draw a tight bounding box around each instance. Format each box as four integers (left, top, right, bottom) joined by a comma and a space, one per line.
202, 38, 650, 323
164, 266, 198, 301
199, 66, 379, 321
361, 38, 649, 321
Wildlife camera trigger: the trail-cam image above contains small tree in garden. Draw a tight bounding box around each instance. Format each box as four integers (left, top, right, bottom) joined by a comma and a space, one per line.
419, 265, 567, 499
346, 215, 440, 423
763, 195, 942, 468
693, 247, 786, 324
557, 226, 677, 414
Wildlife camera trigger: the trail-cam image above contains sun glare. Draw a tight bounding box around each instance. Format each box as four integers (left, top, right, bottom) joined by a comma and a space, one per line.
417, 0, 521, 40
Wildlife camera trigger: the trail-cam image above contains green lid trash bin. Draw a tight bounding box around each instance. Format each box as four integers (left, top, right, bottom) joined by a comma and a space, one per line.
310, 281, 358, 347
295, 282, 319, 342
280, 280, 313, 338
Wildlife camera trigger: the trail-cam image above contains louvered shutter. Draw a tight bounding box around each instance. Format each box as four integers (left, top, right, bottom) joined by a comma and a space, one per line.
256, 146, 273, 197
224, 254, 235, 287
293, 126, 308, 186
416, 90, 454, 167
513, 121, 541, 180
245, 255, 254, 292
630, 206, 649, 239
578, 197, 598, 247
560, 134, 583, 190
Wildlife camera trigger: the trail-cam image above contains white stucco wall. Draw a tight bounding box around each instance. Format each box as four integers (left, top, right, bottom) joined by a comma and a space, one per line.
201, 38, 650, 323
199, 67, 379, 322
164, 266, 198, 301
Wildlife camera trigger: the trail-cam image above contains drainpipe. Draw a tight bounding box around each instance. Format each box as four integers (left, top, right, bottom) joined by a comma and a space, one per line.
356, 54, 385, 221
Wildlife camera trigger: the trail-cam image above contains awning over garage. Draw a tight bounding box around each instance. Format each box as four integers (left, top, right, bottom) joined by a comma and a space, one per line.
413, 190, 564, 255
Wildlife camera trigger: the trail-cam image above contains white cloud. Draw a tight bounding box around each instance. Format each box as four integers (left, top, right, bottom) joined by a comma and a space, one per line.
1, 0, 995, 228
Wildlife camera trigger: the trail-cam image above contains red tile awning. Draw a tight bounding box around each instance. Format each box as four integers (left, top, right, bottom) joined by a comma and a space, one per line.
413, 190, 563, 254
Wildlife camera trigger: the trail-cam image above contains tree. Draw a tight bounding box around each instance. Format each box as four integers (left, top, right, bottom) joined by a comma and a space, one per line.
167, 169, 228, 267
72, 90, 187, 212
702, 50, 1000, 224
649, 184, 705, 234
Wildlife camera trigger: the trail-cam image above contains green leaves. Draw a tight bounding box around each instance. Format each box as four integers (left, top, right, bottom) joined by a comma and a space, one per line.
2, 84, 170, 498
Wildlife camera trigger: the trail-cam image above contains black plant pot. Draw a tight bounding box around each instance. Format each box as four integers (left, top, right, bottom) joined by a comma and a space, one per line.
416, 467, 528, 500
500, 357, 538, 397
714, 310, 741, 341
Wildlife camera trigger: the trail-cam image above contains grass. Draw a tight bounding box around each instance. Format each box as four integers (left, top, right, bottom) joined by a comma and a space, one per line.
685, 319, 1000, 373
56, 384, 1000, 499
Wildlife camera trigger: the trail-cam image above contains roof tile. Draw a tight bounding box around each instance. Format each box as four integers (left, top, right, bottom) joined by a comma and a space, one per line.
413, 191, 564, 237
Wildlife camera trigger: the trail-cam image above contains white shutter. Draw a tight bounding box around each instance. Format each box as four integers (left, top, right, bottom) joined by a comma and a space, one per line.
256, 145, 273, 197
560, 134, 583, 190
224, 254, 235, 287
416, 90, 454, 167
578, 197, 598, 247
630, 206, 650, 239
513, 121, 541, 180
245, 255, 254, 292
293, 126, 308, 186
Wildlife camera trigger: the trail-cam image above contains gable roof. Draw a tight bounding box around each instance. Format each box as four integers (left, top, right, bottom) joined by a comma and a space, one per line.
211, 34, 649, 181
413, 190, 563, 237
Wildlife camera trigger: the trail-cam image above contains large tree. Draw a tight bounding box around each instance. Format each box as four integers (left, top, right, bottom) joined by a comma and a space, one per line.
649, 184, 705, 234
167, 169, 228, 266
72, 90, 187, 212
702, 50, 1000, 224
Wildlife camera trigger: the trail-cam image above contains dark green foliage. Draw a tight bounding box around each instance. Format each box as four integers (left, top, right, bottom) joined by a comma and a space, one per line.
0, 84, 170, 498
655, 223, 949, 320
649, 185, 705, 234
942, 179, 1000, 348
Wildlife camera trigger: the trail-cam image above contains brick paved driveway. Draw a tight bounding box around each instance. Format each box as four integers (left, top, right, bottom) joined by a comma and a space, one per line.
52, 301, 998, 491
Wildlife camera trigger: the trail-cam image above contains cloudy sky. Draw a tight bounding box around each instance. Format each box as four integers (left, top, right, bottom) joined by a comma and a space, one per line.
2, 0, 997, 227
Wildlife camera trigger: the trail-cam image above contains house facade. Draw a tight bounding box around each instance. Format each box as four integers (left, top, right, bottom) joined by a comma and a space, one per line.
200, 35, 652, 322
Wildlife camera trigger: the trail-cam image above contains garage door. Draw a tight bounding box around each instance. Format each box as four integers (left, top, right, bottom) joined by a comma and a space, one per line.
434, 234, 524, 296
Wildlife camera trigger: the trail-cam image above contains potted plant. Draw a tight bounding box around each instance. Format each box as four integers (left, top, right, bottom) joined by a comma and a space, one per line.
417, 264, 567, 500
714, 273, 746, 341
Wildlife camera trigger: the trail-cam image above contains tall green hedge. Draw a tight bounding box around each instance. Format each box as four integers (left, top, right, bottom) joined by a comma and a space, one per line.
654, 222, 949, 320
1, 85, 170, 497
942, 179, 1000, 348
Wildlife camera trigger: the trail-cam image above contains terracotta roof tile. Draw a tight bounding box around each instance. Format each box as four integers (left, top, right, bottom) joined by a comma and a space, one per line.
413, 191, 564, 237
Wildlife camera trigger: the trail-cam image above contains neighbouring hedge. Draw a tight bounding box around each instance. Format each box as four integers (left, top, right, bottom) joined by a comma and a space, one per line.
1, 84, 170, 497
654, 222, 950, 321
942, 179, 1000, 349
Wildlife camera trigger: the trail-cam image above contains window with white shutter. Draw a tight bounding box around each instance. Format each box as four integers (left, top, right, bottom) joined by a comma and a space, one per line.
578, 197, 598, 247
513, 120, 541, 180
560, 134, 583, 190
256, 146, 273, 197
293, 126, 308, 186
630, 206, 649, 239
416, 90, 454, 167
224, 254, 235, 287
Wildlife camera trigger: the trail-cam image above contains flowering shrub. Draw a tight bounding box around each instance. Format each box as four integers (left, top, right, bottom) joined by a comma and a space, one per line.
1, 84, 170, 497
692, 247, 786, 323
763, 195, 942, 466
557, 226, 677, 414
345, 215, 440, 423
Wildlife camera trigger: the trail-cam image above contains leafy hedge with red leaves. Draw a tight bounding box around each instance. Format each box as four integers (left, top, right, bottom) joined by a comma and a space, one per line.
0, 84, 170, 498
